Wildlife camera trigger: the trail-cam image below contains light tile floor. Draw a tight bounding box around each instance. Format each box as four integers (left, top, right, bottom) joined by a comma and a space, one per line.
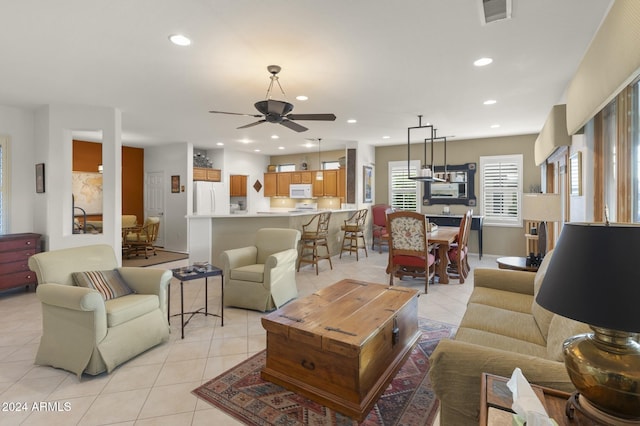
0, 249, 500, 425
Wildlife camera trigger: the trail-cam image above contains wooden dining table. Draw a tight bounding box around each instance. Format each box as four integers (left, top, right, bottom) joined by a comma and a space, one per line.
427, 226, 459, 284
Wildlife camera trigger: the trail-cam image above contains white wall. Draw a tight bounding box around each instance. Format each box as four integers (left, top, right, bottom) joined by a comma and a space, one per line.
221, 149, 271, 214
34, 104, 122, 257
144, 142, 190, 252
0, 105, 36, 234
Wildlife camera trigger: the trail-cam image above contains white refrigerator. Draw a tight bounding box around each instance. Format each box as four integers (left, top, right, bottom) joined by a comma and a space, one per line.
193, 181, 229, 215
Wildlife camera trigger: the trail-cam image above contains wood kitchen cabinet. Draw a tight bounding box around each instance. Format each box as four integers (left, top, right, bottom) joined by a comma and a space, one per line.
338, 167, 346, 199
312, 170, 339, 197
230, 175, 247, 196
194, 167, 221, 182
291, 171, 312, 184
277, 173, 292, 196
0, 233, 41, 292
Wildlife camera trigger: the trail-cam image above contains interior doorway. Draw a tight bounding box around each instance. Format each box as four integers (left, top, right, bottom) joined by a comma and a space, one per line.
145, 171, 165, 247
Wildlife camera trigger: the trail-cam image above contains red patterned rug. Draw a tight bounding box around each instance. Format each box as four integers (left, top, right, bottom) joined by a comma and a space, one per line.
192, 318, 455, 425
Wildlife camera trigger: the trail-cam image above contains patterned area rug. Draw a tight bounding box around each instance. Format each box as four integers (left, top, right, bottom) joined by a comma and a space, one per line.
192, 318, 456, 425
122, 249, 188, 267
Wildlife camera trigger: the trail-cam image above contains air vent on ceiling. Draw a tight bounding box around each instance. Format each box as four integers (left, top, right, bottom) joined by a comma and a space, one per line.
480, 0, 512, 25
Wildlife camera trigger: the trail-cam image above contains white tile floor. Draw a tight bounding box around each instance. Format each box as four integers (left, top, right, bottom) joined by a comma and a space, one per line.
0, 249, 500, 425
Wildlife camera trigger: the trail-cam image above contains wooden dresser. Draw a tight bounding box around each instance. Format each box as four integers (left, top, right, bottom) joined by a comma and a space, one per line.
0, 233, 41, 292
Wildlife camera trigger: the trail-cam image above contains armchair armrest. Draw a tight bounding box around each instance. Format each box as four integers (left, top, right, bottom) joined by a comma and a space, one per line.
221, 246, 258, 272
430, 339, 573, 424
265, 248, 298, 270
117, 267, 171, 295
473, 268, 535, 295
37, 283, 105, 312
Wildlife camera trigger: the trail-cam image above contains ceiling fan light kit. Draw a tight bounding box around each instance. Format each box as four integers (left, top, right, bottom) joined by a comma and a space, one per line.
209, 65, 336, 133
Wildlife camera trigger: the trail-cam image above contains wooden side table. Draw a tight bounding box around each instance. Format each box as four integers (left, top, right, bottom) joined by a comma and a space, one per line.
496, 256, 539, 272
480, 373, 593, 425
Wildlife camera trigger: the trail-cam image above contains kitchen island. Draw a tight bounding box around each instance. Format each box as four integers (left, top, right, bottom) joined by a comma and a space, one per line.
187, 209, 357, 268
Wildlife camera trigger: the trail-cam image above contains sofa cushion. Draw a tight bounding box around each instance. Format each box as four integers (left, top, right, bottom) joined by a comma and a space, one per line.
546, 314, 591, 362
72, 270, 133, 301
460, 303, 547, 346
105, 294, 160, 327
455, 327, 548, 358
230, 264, 265, 283
468, 287, 534, 314
531, 252, 556, 340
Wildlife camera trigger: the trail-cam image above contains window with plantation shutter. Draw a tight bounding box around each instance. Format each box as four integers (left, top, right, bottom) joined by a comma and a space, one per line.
480, 154, 522, 226
388, 160, 420, 211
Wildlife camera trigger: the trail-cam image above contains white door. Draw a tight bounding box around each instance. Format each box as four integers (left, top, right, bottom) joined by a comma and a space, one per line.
145, 171, 165, 247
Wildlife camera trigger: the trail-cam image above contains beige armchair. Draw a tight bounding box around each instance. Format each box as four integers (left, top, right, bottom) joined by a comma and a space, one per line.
221, 228, 301, 312
28, 244, 171, 377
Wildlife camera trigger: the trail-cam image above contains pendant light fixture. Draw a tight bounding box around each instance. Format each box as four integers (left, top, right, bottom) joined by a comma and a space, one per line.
316, 138, 323, 181
407, 115, 444, 182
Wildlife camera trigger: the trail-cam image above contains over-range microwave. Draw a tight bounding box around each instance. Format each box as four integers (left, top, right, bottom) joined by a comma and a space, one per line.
290, 184, 313, 199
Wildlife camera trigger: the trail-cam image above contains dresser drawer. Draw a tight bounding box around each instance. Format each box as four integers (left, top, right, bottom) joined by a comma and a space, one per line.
0, 270, 38, 289
0, 248, 37, 264
0, 260, 30, 274
0, 237, 39, 252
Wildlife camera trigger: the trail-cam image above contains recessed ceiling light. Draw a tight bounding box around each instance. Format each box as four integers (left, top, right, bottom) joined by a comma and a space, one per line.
239, 139, 251, 144
484, 99, 497, 105
474, 57, 493, 67
271, 135, 279, 139
296, 95, 308, 101
169, 34, 191, 46
216, 142, 224, 146
490, 124, 501, 128
305, 142, 314, 148
278, 146, 285, 150
347, 119, 357, 124
254, 149, 261, 152
382, 136, 390, 139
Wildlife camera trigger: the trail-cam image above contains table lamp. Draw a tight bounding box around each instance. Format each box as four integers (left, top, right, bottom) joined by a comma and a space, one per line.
522, 193, 562, 257
535, 222, 640, 423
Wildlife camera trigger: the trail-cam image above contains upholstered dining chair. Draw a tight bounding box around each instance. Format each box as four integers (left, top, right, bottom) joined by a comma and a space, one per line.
447, 209, 472, 283
371, 204, 392, 253
125, 216, 160, 259
28, 244, 171, 377
386, 211, 436, 293
221, 228, 301, 312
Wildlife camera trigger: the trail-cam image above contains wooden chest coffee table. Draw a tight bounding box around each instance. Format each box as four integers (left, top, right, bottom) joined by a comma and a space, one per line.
261, 279, 420, 421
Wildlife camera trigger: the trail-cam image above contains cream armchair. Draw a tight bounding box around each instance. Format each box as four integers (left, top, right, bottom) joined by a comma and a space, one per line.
221, 228, 301, 312
28, 244, 171, 377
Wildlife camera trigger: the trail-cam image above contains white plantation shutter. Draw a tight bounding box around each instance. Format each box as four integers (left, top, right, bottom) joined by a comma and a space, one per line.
480, 155, 522, 226
388, 160, 420, 211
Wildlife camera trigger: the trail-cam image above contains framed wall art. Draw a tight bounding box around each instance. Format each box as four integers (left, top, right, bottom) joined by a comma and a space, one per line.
35, 163, 45, 193
363, 165, 373, 203
171, 175, 180, 193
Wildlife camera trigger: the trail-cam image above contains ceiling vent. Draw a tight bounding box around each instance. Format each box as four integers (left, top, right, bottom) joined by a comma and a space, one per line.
480, 0, 512, 25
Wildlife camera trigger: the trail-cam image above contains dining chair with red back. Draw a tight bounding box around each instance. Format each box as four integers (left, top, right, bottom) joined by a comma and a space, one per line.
447, 209, 472, 283
371, 204, 391, 253
386, 211, 436, 293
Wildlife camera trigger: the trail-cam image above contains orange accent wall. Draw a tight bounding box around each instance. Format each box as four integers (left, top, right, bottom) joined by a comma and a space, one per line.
72, 140, 144, 222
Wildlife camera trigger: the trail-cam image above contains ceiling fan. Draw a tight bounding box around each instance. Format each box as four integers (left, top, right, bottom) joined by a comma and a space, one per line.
209, 65, 337, 133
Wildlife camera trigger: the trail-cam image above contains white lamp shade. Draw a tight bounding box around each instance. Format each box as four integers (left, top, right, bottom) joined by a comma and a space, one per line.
522, 193, 562, 222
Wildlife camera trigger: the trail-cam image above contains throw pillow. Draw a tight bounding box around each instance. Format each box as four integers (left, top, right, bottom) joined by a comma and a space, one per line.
72, 270, 133, 301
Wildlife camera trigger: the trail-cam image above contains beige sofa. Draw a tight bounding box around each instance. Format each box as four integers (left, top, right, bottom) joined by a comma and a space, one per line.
429, 250, 590, 425
29, 244, 171, 377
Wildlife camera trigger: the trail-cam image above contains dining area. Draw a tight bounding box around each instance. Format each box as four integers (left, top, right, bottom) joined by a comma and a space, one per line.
383, 209, 473, 292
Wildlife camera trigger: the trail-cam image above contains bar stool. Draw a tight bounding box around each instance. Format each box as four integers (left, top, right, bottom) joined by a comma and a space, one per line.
297, 211, 333, 275
339, 209, 368, 260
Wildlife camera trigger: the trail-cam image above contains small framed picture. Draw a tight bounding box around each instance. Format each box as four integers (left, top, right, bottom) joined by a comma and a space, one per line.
35, 163, 45, 193
171, 175, 180, 193
363, 165, 373, 203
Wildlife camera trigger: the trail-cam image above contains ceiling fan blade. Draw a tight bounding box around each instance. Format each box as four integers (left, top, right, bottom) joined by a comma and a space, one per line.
237, 120, 266, 129
280, 119, 308, 132
209, 110, 262, 118
287, 113, 337, 121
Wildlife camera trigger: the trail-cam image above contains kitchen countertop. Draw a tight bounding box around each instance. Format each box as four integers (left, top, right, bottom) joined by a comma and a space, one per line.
187, 208, 355, 219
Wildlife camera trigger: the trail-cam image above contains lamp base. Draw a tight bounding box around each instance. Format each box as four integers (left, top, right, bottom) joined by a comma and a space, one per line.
566, 392, 640, 425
